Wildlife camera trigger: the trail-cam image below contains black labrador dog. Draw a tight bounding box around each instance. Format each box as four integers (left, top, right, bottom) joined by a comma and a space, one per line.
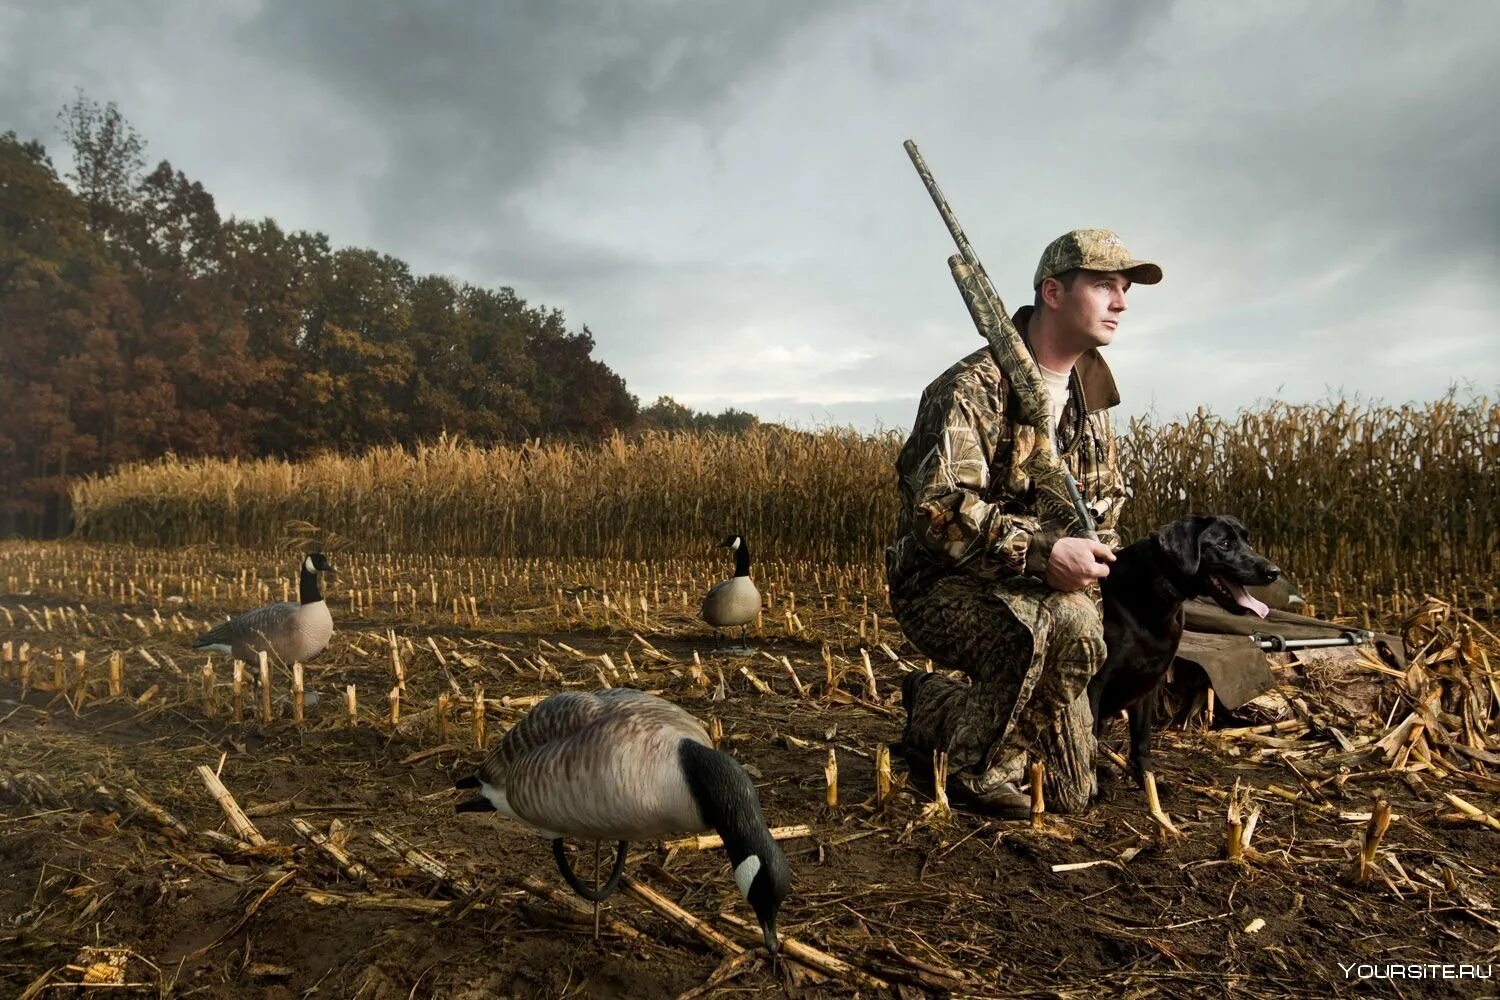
1087, 514, 1281, 785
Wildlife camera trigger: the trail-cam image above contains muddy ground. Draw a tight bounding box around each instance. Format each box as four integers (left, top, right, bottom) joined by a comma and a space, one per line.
1, 544, 1496, 998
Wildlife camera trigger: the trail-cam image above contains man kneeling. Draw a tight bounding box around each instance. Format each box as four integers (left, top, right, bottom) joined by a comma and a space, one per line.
885, 229, 1162, 817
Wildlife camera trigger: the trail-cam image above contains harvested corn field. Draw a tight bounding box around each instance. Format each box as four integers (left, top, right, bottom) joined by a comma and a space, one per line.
2, 543, 1498, 998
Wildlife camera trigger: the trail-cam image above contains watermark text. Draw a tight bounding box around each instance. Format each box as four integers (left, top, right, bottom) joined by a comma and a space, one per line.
1340, 963, 1491, 980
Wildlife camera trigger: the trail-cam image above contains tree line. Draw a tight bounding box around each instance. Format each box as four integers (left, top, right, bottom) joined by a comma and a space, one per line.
0, 96, 756, 537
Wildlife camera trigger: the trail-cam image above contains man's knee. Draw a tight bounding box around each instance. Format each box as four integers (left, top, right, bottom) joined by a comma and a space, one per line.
1046, 590, 1107, 666
889, 575, 1029, 677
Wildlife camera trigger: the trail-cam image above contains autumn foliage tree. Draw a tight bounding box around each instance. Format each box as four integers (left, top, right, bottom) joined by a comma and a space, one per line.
2, 94, 702, 537
639, 395, 760, 434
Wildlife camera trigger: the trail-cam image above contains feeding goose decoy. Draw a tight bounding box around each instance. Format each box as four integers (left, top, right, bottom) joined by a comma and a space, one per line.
193, 553, 337, 673
454, 687, 790, 954
700, 534, 761, 652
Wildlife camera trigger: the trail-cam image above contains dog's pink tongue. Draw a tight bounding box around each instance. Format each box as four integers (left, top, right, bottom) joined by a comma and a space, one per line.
1217, 577, 1269, 618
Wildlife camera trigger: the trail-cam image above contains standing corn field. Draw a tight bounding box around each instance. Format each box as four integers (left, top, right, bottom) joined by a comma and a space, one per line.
70, 396, 1498, 606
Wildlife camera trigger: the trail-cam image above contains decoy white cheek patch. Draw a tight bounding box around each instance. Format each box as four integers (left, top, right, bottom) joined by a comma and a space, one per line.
480, 784, 513, 818
731, 537, 741, 550
304, 556, 315, 573
733, 855, 761, 898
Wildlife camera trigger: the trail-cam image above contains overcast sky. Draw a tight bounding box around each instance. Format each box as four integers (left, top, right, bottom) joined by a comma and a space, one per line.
3, 0, 1497, 432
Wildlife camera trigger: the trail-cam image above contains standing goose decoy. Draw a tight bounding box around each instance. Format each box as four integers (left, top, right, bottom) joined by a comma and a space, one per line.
193, 553, 337, 672
454, 688, 790, 954
700, 534, 761, 652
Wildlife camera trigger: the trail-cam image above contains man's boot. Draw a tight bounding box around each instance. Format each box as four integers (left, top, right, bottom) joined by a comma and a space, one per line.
954, 767, 1038, 821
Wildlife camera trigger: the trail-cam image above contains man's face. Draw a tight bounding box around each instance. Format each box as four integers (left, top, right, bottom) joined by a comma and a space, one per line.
1046, 270, 1131, 348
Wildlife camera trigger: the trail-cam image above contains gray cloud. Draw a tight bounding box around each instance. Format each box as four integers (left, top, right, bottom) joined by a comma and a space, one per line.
1033, 0, 1178, 70
2, 0, 1496, 432
232, 0, 850, 263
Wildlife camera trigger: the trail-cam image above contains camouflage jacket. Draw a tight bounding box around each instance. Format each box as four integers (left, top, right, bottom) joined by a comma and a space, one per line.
885, 306, 1128, 597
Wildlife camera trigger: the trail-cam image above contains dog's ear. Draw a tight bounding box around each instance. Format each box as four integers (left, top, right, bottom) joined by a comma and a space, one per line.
1156, 515, 1211, 576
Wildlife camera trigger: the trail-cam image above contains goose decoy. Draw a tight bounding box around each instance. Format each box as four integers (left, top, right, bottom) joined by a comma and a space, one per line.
700, 534, 761, 651
454, 688, 790, 954
193, 553, 337, 671
1248, 572, 1304, 611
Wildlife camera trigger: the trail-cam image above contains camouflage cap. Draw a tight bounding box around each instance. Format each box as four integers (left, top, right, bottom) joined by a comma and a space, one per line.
1033, 229, 1162, 288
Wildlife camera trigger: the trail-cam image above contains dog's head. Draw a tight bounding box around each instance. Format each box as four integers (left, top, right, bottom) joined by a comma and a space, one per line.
1153, 515, 1281, 618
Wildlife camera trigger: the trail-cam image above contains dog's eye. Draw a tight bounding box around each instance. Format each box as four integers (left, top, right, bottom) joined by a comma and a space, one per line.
1218, 539, 1232, 550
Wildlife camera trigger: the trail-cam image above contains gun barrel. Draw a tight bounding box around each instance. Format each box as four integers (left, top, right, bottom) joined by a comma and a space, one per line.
903, 140, 987, 289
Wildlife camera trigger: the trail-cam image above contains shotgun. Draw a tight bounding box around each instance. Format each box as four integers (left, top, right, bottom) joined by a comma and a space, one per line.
903, 139, 1098, 542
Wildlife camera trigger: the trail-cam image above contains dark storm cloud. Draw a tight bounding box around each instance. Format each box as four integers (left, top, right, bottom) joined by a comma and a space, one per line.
1, 0, 1496, 429
233, 0, 849, 261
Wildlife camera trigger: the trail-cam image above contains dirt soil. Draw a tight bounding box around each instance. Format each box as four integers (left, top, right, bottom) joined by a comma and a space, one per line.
1, 544, 1497, 999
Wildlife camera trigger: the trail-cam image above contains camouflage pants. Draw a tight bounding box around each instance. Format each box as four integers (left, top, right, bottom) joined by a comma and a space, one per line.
889, 572, 1104, 813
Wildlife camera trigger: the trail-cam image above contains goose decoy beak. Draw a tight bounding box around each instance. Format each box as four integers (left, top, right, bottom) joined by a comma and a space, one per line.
760, 915, 779, 955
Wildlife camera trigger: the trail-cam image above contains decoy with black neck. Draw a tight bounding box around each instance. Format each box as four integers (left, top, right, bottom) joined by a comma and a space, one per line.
193, 553, 337, 672
454, 688, 790, 953
701, 534, 761, 650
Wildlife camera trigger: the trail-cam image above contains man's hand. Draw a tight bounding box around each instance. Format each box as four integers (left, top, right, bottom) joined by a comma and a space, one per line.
1044, 537, 1116, 592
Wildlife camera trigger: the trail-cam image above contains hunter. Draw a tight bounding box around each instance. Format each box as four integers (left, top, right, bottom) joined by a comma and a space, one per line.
886, 228, 1162, 817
